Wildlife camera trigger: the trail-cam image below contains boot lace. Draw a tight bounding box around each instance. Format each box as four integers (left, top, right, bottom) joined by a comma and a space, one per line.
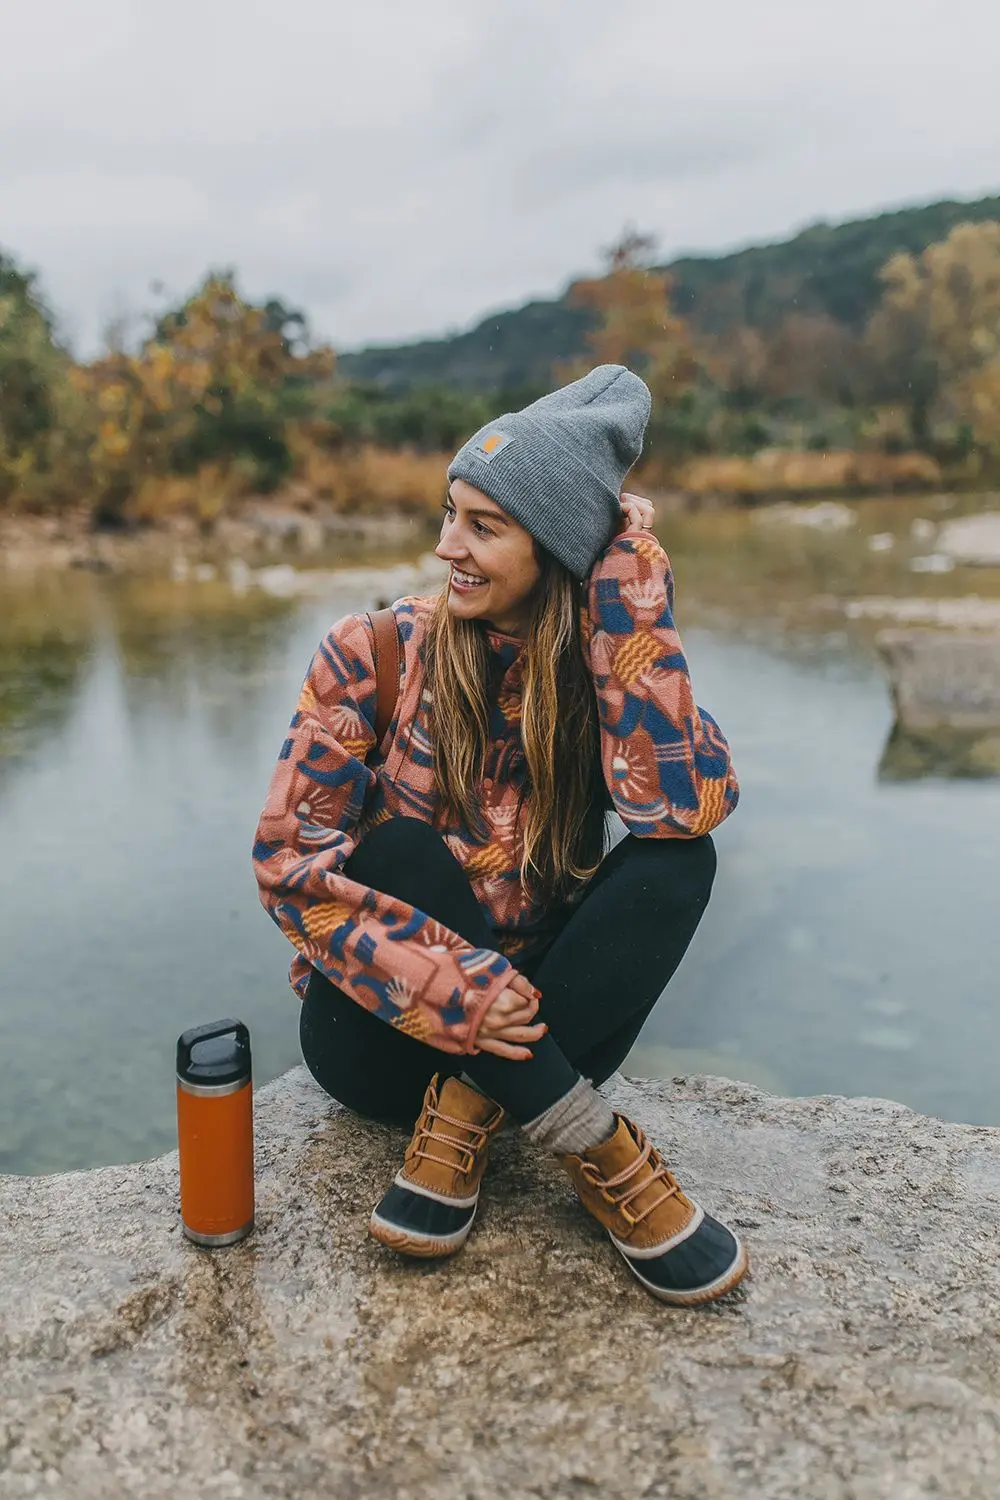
584, 1124, 681, 1227
412, 1105, 490, 1177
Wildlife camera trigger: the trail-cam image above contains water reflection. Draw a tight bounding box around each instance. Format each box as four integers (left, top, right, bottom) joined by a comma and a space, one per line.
0, 570, 305, 1174
879, 722, 1000, 780
0, 574, 95, 780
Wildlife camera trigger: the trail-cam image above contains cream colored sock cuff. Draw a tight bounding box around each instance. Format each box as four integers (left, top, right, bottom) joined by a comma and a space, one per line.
521, 1076, 616, 1156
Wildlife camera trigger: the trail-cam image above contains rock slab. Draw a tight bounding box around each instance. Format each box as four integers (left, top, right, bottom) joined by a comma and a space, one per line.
5, 1069, 1000, 1500
877, 628, 1000, 729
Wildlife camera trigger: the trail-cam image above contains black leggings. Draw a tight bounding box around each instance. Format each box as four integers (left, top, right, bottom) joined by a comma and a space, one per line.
300, 816, 716, 1128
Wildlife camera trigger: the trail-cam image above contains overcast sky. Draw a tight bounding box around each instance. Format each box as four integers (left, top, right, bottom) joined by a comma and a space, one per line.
2, 0, 998, 356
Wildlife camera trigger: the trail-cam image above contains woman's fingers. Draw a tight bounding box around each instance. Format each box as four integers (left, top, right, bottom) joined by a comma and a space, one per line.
508, 972, 541, 1003
484, 1004, 534, 1033
477, 980, 543, 1047
619, 490, 655, 530
489, 1022, 547, 1045
475, 1037, 534, 1061
474, 993, 548, 1057
621, 488, 652, 512
488, 987, 538, 1023
478, 1007, 540, 1040
497, 991, 536, 1018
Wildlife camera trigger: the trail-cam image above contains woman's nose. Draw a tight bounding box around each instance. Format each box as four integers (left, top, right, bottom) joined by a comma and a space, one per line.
435, 530, 468, 562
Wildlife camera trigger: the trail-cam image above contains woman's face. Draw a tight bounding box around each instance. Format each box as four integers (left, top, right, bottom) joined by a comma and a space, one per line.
435, 478, 542, 637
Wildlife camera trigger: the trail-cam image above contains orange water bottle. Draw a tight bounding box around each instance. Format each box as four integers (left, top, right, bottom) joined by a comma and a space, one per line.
176, 1019, 255, 1247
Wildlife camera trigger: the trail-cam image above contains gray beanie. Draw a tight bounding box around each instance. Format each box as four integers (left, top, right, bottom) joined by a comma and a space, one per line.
446, 364, 652, 579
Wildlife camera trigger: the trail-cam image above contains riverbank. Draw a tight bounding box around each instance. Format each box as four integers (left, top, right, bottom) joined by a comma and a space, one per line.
4, 1066, 1000, 1499
0, 503, 436, 577
4, 488, 992, 580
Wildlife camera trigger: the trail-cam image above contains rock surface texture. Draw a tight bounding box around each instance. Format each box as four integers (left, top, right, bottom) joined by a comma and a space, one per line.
877, 628, 1000, 729
4, 1068, 1000, 1500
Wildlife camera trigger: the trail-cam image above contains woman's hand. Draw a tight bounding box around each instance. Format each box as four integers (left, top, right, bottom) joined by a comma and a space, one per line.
618, 491, 656, 534
474, 972, 547, 1060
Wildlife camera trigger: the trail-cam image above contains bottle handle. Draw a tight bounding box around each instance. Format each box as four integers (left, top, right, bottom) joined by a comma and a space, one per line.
176, 1018, 250, 1077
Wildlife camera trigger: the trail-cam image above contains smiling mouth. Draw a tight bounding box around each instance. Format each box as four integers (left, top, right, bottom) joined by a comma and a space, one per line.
451, 568, 488, 587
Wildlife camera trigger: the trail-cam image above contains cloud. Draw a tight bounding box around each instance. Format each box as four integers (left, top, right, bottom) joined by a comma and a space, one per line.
2, 0, 998, 355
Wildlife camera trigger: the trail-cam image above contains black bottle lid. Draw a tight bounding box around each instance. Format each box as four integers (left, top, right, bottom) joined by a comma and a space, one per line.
177, 1019, 251, 1088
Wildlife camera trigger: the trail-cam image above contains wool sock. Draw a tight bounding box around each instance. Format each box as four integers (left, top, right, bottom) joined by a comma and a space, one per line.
522, 1077, 616, 1157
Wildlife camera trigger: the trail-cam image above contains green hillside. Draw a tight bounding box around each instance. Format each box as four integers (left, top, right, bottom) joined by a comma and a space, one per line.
339, 193, 1000, 393
338, 297, 592, 400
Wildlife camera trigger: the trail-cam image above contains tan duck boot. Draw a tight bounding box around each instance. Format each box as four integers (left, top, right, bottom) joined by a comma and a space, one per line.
369, 1074, 504, 1258
559, 1113, 748, 1306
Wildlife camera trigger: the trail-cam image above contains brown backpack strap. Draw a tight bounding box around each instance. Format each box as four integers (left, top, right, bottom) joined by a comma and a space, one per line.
367, 607, 401, 752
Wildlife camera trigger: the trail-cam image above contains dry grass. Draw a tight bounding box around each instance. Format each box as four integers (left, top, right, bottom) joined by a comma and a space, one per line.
104, 441, 451, 526
672, 449, 943, 497
293, 442, 449, 515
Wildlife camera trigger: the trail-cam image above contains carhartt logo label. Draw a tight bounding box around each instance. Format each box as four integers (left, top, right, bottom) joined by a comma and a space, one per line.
473, 430, 513, 464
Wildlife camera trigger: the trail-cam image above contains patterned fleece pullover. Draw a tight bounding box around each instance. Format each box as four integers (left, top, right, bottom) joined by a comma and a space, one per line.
252, 528, 739, 1056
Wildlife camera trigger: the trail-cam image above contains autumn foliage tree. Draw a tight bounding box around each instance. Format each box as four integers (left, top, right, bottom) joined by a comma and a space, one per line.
562, 230, 697, 469
866, 221, 1000, 454
78, 274, 335, 524
0, 255, 91, 509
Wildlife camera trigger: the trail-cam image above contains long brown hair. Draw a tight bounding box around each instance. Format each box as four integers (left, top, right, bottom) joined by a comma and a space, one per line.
423, 546, 608, 908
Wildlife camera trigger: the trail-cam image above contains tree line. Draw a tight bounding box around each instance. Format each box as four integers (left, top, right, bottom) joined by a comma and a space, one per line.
2, 217, 999, 526
563, 223, 1000, 482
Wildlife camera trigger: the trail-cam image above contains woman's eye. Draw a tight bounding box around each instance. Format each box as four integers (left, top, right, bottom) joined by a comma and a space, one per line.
440, 503, 492, 538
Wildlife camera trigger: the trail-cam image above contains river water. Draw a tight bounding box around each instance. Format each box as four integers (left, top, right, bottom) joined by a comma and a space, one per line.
2, 499, 1000, 1173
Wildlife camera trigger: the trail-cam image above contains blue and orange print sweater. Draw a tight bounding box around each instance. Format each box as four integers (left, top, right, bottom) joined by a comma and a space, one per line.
252, 528, 739, 1055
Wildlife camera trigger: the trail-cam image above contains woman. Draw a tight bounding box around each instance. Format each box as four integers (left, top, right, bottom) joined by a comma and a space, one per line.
253, 364, 746, 1307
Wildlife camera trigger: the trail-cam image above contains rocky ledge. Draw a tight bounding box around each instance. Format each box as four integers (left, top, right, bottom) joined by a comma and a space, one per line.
3, 1070, 1000, 1500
